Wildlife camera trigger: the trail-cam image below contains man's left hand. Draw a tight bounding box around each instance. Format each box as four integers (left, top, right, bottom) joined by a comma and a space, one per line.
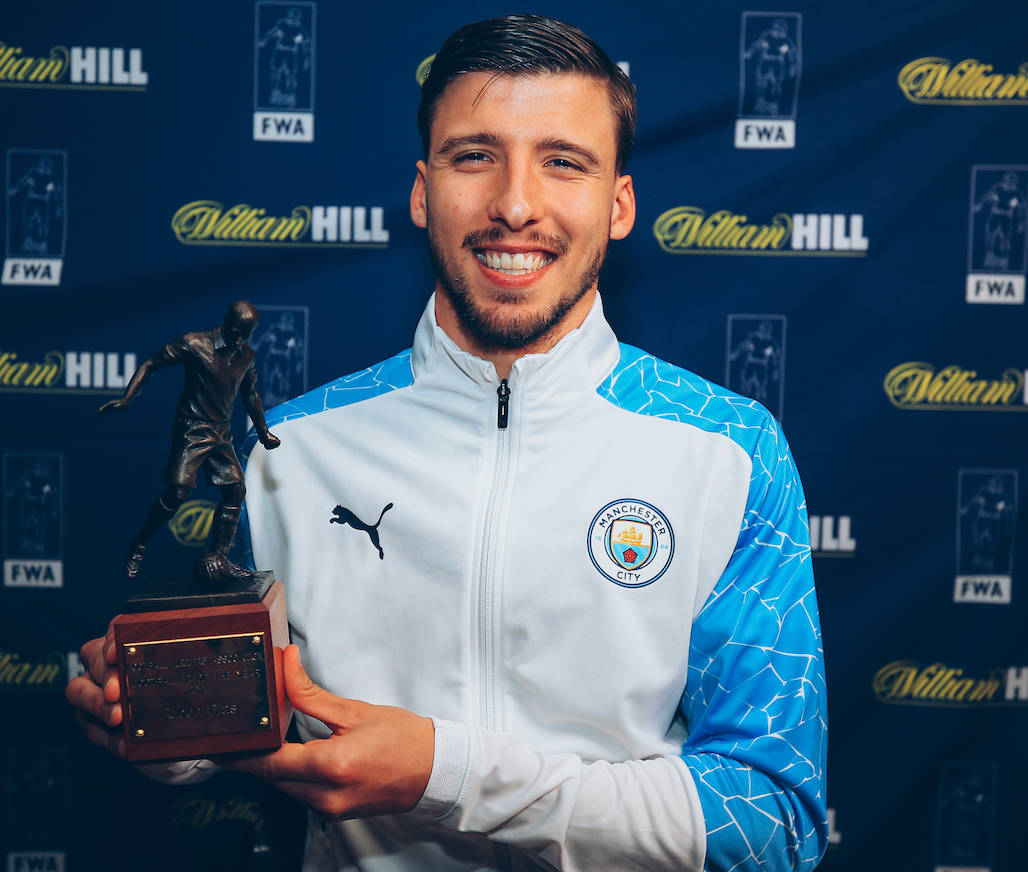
260, 433, 282, 450
221, 645, 435, 820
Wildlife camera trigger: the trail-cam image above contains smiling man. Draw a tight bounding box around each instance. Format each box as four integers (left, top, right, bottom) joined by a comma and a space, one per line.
68, 15, 827, 872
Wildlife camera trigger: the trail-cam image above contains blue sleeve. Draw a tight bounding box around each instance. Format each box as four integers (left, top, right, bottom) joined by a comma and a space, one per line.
680, 416, 828, 871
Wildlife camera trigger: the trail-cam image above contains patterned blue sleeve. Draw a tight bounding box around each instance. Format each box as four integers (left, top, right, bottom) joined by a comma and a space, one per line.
680, 415, 827, 871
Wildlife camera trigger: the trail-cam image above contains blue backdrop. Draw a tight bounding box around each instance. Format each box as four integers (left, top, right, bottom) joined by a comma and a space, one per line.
2, 1, 1027, 870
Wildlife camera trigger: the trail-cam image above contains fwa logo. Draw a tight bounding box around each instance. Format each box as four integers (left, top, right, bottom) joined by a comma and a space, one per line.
0, 40, 146, 90
899, 57, 1028, 105
934, 763, 996, 872
955, 469, 1016, 605
4, 149, 66, 286
883, 362, 1026, 411
254, 2, 315, 142
0, 350, 137, 394
4, 747, 69, 872
726, 315, 786, 420
250, 305, 308, 408
967, 166, 1027, 304
587, 499, 674, 587
3, 453, 62, 588
653, 207, 867, 255
171, 201, 388, 247
736, 12, 801, 149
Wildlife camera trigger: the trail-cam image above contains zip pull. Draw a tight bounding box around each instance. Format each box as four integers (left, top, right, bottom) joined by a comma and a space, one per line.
496, 379, 510, 429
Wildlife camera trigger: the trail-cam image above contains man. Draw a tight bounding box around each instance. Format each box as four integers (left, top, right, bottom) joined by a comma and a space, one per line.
98, 300, 281, 582
69, 15, 827, 871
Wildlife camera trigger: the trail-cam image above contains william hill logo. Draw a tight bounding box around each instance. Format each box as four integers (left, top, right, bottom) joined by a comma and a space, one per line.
653, 207, 867, 256
873, 661, 1028, 707
0, 350, 136, 394
171, 201, 389, 248
0, 41, 147, 90
898, 57, 1028, 104
883, 362, 1026, 410
169, 500, 215, 547
0, 651, 65, 689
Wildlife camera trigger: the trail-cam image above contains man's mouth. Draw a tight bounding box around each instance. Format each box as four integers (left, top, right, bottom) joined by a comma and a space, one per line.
474, 250, 555, 276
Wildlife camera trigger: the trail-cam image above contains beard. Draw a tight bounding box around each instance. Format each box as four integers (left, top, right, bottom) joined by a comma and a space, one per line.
428, 224, 606, 351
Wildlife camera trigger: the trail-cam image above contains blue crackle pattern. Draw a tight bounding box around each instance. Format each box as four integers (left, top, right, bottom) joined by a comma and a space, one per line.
233, 349, 414, 570
599, 344, 828, 872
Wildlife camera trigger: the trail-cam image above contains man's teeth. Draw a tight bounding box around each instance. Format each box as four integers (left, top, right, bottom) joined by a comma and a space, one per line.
476, 251, 553, 274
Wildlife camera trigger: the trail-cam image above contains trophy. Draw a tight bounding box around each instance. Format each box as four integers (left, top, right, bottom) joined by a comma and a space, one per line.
99, 301, 290, 763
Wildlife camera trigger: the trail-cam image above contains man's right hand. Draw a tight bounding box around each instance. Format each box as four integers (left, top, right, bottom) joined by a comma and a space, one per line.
65, 622, 126, 758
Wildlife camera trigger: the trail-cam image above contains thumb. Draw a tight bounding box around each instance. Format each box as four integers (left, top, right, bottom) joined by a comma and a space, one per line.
283, 644, 355, 732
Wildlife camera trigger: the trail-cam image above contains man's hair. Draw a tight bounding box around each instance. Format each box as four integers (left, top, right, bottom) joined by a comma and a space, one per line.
418, 15, 636, 174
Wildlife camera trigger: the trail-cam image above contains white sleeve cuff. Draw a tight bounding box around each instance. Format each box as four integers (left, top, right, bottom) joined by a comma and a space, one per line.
413, 717, 471, 819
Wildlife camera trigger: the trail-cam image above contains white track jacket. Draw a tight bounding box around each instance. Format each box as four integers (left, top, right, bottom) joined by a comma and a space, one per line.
231, 294, 827, 871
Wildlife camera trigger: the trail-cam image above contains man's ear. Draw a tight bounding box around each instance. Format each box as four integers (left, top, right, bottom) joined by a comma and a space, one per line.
609, 174, 636, 240
410, 160, 428, 229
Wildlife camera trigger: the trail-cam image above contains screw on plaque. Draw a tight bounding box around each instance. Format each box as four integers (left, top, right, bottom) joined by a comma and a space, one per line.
136, 729, 145, 737
252, 635, 262, 645
259, 716, 270, 727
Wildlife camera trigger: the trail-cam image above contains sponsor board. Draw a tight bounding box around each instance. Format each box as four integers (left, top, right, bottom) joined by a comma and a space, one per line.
0, 651, 67, 689
0, 41, 146, 91
0, 350, 137, 395
966, 166, 1027, 304
827, 808, 841, 847
809, 515, 856, 557
726, 315, 785, 420
254, 1, 315, 141
883, 363, 1026, 410
171, 201, 388, 248
872, 661, 1028, 707
899, 57, 1028, 105
3, 453, 62, 588
934, 763, 996, 872
4, 150, 66, 286
736, 12, 801, 148
653, 208, 867, 255
955, 470, 1016, 604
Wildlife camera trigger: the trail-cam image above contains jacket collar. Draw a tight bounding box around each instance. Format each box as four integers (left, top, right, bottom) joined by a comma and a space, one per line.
410, 292, 622, 398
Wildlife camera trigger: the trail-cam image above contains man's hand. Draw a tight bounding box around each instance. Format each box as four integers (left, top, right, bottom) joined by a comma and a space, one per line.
259, 432, 282, 450
65, 622, 126, 757
221, 645, 435, 820
97, 398, 129, 415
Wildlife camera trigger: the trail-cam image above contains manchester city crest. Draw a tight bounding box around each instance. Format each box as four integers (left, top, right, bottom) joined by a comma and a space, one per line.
587, 499, 674, 588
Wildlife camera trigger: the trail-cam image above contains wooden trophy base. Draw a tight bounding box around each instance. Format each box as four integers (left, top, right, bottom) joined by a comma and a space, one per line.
113, 573, 290, 763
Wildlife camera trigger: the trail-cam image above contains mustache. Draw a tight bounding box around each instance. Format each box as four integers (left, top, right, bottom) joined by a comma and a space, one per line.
462, 227, 569, 256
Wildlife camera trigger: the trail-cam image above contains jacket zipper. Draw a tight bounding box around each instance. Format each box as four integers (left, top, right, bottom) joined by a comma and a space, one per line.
478, 378, 513, 731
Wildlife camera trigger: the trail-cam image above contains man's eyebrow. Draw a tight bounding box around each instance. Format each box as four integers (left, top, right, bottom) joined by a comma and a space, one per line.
538, 138, 601, 168
436, 132, 504, 155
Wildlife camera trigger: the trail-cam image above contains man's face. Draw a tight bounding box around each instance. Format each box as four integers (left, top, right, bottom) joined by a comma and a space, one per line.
411, 72, 635, 356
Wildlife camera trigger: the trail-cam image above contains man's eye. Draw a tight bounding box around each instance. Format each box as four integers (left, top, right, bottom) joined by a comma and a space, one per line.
547, 158, 584, 172
454, 152, 492, 164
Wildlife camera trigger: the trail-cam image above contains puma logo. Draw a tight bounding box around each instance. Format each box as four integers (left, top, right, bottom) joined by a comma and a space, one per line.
329, 502, 393, 559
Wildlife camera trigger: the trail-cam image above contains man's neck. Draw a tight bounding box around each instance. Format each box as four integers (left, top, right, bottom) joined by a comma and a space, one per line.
433, 287, 596, 380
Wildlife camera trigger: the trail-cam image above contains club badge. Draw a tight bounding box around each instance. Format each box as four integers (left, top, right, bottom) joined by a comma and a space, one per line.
587, 499, 674, 588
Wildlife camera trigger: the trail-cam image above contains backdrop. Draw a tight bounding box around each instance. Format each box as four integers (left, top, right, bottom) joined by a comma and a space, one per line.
2, 1, 1026, 870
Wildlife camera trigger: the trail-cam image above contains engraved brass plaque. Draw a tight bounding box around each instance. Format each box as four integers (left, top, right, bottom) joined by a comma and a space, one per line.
122, 632, 271, 743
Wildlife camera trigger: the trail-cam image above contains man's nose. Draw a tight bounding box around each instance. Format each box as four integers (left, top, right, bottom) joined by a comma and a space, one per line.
487, 160, 542, 231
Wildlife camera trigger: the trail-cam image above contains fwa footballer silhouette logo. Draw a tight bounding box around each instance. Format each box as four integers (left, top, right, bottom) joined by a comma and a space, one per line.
955, 469, 1016, 604
253, 2, 315, 142
967, 165, 1027, 304
3, 452, 63, 588
3, 149, 66, 286
726, 315, 786, 420
736, 12, 801, 149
